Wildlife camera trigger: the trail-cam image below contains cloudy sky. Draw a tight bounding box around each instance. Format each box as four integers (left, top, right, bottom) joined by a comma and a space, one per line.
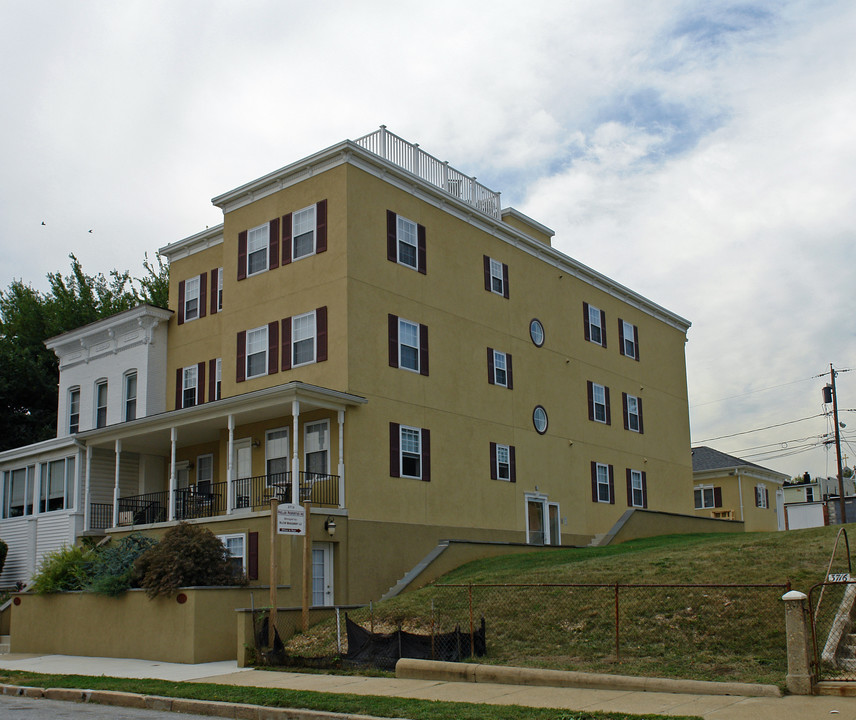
2, 0, 854, 480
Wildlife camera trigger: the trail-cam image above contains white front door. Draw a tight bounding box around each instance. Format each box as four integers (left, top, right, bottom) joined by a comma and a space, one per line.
234, 438, 252, 508
312, 542, 334, 606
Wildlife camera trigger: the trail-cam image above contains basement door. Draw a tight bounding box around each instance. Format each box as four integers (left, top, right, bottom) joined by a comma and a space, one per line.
312, 542, 334, 606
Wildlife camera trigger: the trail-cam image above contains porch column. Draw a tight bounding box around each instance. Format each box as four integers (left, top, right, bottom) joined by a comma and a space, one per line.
337, 409, 345, 508
83, 445, 93, 531
72, 446, 82, 513
291, 400, 300, 504
0, 470, 5, 519
227, 414, 235, 513
168, 427, 177, 521
33, 462, 43, 516
112, 439, 122, 527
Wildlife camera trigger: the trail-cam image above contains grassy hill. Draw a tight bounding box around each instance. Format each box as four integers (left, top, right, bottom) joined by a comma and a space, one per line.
286, 525, 854, 687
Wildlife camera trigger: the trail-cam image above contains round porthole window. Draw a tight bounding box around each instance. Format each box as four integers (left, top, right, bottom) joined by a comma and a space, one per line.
529, 318, 545, 347
533, 405, 548, 434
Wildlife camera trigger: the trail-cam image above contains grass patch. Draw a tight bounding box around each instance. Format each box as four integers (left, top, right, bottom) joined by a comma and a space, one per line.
0, 670, 703, 720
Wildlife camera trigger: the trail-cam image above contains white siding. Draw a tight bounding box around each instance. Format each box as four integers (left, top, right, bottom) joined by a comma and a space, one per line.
0, 519, 32, 587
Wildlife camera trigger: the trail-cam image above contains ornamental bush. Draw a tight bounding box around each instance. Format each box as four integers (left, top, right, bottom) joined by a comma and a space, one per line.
29, 544, 95, 594
0, 538, 7, 577
135, 522, 239, 598
86, 533, 158, 596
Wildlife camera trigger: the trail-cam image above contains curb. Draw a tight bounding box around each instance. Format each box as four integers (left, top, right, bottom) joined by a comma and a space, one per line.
0, 684, 404, 720
395, 658, 783, 698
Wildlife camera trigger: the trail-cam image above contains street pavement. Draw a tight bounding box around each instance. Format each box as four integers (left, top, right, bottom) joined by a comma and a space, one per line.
2, 653, 856, 719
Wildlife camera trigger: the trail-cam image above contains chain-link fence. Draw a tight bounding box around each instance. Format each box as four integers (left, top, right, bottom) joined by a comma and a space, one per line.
252, 582, 790, 683
810, 580, 856, 682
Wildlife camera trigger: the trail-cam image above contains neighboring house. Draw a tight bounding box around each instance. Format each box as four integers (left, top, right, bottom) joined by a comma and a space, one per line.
691, 446, 787, 531
0, 127, 695, 604
783, 479, 821, 504
782, 475, 856, 530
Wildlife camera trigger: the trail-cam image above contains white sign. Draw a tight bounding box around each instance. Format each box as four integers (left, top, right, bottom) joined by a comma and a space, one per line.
277, 503, 305, 535
828, 573, 851, 583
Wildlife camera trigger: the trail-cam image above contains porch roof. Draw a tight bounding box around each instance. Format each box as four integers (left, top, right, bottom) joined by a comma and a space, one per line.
75, 381, 367, 454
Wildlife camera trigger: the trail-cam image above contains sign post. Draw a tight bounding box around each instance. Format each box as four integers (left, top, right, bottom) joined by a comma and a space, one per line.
268, 498, 278, 648
302, 501, 311, 631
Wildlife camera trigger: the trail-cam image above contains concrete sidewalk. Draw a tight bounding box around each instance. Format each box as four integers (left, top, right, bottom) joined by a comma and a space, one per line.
1, 653, 856, 719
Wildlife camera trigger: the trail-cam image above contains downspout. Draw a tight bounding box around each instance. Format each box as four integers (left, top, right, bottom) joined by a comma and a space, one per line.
737, 471, 744, 522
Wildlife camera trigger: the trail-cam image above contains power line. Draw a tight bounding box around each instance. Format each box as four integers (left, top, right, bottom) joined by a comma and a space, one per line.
694, 414, 825, 443
691, 376, 816, 408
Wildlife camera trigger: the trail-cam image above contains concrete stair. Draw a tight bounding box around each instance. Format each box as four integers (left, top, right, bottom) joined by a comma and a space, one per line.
0, 635, 10, 654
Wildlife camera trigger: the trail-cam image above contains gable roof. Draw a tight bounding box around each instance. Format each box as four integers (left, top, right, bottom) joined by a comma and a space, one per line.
691, 446, 769, 473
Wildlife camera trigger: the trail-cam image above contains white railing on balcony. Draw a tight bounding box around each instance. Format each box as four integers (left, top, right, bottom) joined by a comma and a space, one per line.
353, 126, 501, 219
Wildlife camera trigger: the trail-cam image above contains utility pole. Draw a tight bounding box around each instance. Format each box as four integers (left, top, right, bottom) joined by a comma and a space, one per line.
828, 364, 847, 524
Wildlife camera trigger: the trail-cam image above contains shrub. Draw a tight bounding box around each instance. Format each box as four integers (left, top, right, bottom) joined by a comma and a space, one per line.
0, 538, 7, 577
29, 544, 95, 594
86, 533, 158, 596
135, 522, 240, 598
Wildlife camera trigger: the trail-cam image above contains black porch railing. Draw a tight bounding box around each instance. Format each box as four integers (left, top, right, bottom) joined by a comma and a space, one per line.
233, 471, 339, 510
117, 491, 168, 526
175, 481, 228, 520
89, 502, 113, 530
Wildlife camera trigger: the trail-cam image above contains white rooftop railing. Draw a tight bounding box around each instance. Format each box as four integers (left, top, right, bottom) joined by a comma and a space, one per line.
353, 126, 501, 219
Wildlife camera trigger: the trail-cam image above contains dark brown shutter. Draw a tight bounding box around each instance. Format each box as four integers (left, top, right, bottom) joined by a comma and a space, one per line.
583, 302, 590, 341
509, 446, 516, 483
714, 487, 723, 508
764, 487, 769, 508
618, 319, 625, 356
417, 223, 426, 274
268, 321, 279, 375
642, 472, 648, 508
388, 314, 399, 368
605, 386, 611, 425
210, 268, 219, 315
281, 317, 292, 371
177, 280, 185, 325
488, 348, 495, 385
587, 381, 594, 420
600, 310, 607, 347
622, 393, 629, 430
197, 361, 205, 404
506, 353, 513, 389
626, 468, 633, 506
236, 331, 246, 383
208, 358, 216, 401
238, 231, 247, 280
316, 200, 327, 254
634, 325, 640, 361
489, 442, 497, 480
421, 428, 431, 482
591, 461, 598, 502
638, 398, 644, 434
608, 465, 615, 504
281, 213, 292, 265
419, 323, 429, 376
502, 263, 509, 299
389, 423, 400, 477
387, 210, 397, 263
483, 255, 491, 291
247, 532, 259, 580
175, 368, 183, 409
269, 217, 280, 270
316, 306, 328, 362
199, 272, 207, 319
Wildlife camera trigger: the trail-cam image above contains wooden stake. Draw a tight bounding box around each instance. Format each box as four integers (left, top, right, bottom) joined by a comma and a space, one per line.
302, 500, 311, 631
269, 497, 278, 648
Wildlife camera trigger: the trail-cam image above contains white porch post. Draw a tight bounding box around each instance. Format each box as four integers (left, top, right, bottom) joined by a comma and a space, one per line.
83, 445, 93, 530
168, 427, 177, 521
33, 462, 43, 516
112, 439, 122, 528
227, 414, 235, 513
337, 409, 345, 508
0, 470, 5, 520
291, 400, 300, 504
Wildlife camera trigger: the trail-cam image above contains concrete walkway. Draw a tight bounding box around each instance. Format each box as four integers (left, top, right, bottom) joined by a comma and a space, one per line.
1, 653, 856, 719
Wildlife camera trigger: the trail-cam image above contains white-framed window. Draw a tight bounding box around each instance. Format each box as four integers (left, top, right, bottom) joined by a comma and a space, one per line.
305, 420, 329, 477
246, 325, 268, 379
124, 371, 137, 422
400, 425, 423, 479
3, 465, 34, 518
588, 304, 603, 345
266, 428, 289, 484
184, 276, 200, 322
182, 365, 198, 408
95, 380, 108, 428
533, 406, 548, 434
621, 320, 638, 359
595, 462, 611, 503
493, 350, 508, 387
40, 457, 74, 513
496, 444, 511, 481
806, 487, 815, 502
292, 204, 317, 260
396, 215, 418, 269
217, 533, 246, 577
592, 383, 608, 423
399, 318, 420, 372
196, 454, 213, 493
629, 469, 644, 508
217, 267, 223, 311
756, 484, 769, 508
489, 257, 504, 295
68, 387, 80, 434
247, 223, 269, 276
625, 394, 641, 432
214, 358, 222, 401
292, 311, 317, 367
529, 318, 544, 347
694, 485, 716, 509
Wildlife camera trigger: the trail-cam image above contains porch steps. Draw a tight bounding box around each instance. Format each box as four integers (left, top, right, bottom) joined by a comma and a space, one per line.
835, 633, 856, 671
381, 541, 451, 601
587, 533, 608, 547
0, 635, 9, 654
